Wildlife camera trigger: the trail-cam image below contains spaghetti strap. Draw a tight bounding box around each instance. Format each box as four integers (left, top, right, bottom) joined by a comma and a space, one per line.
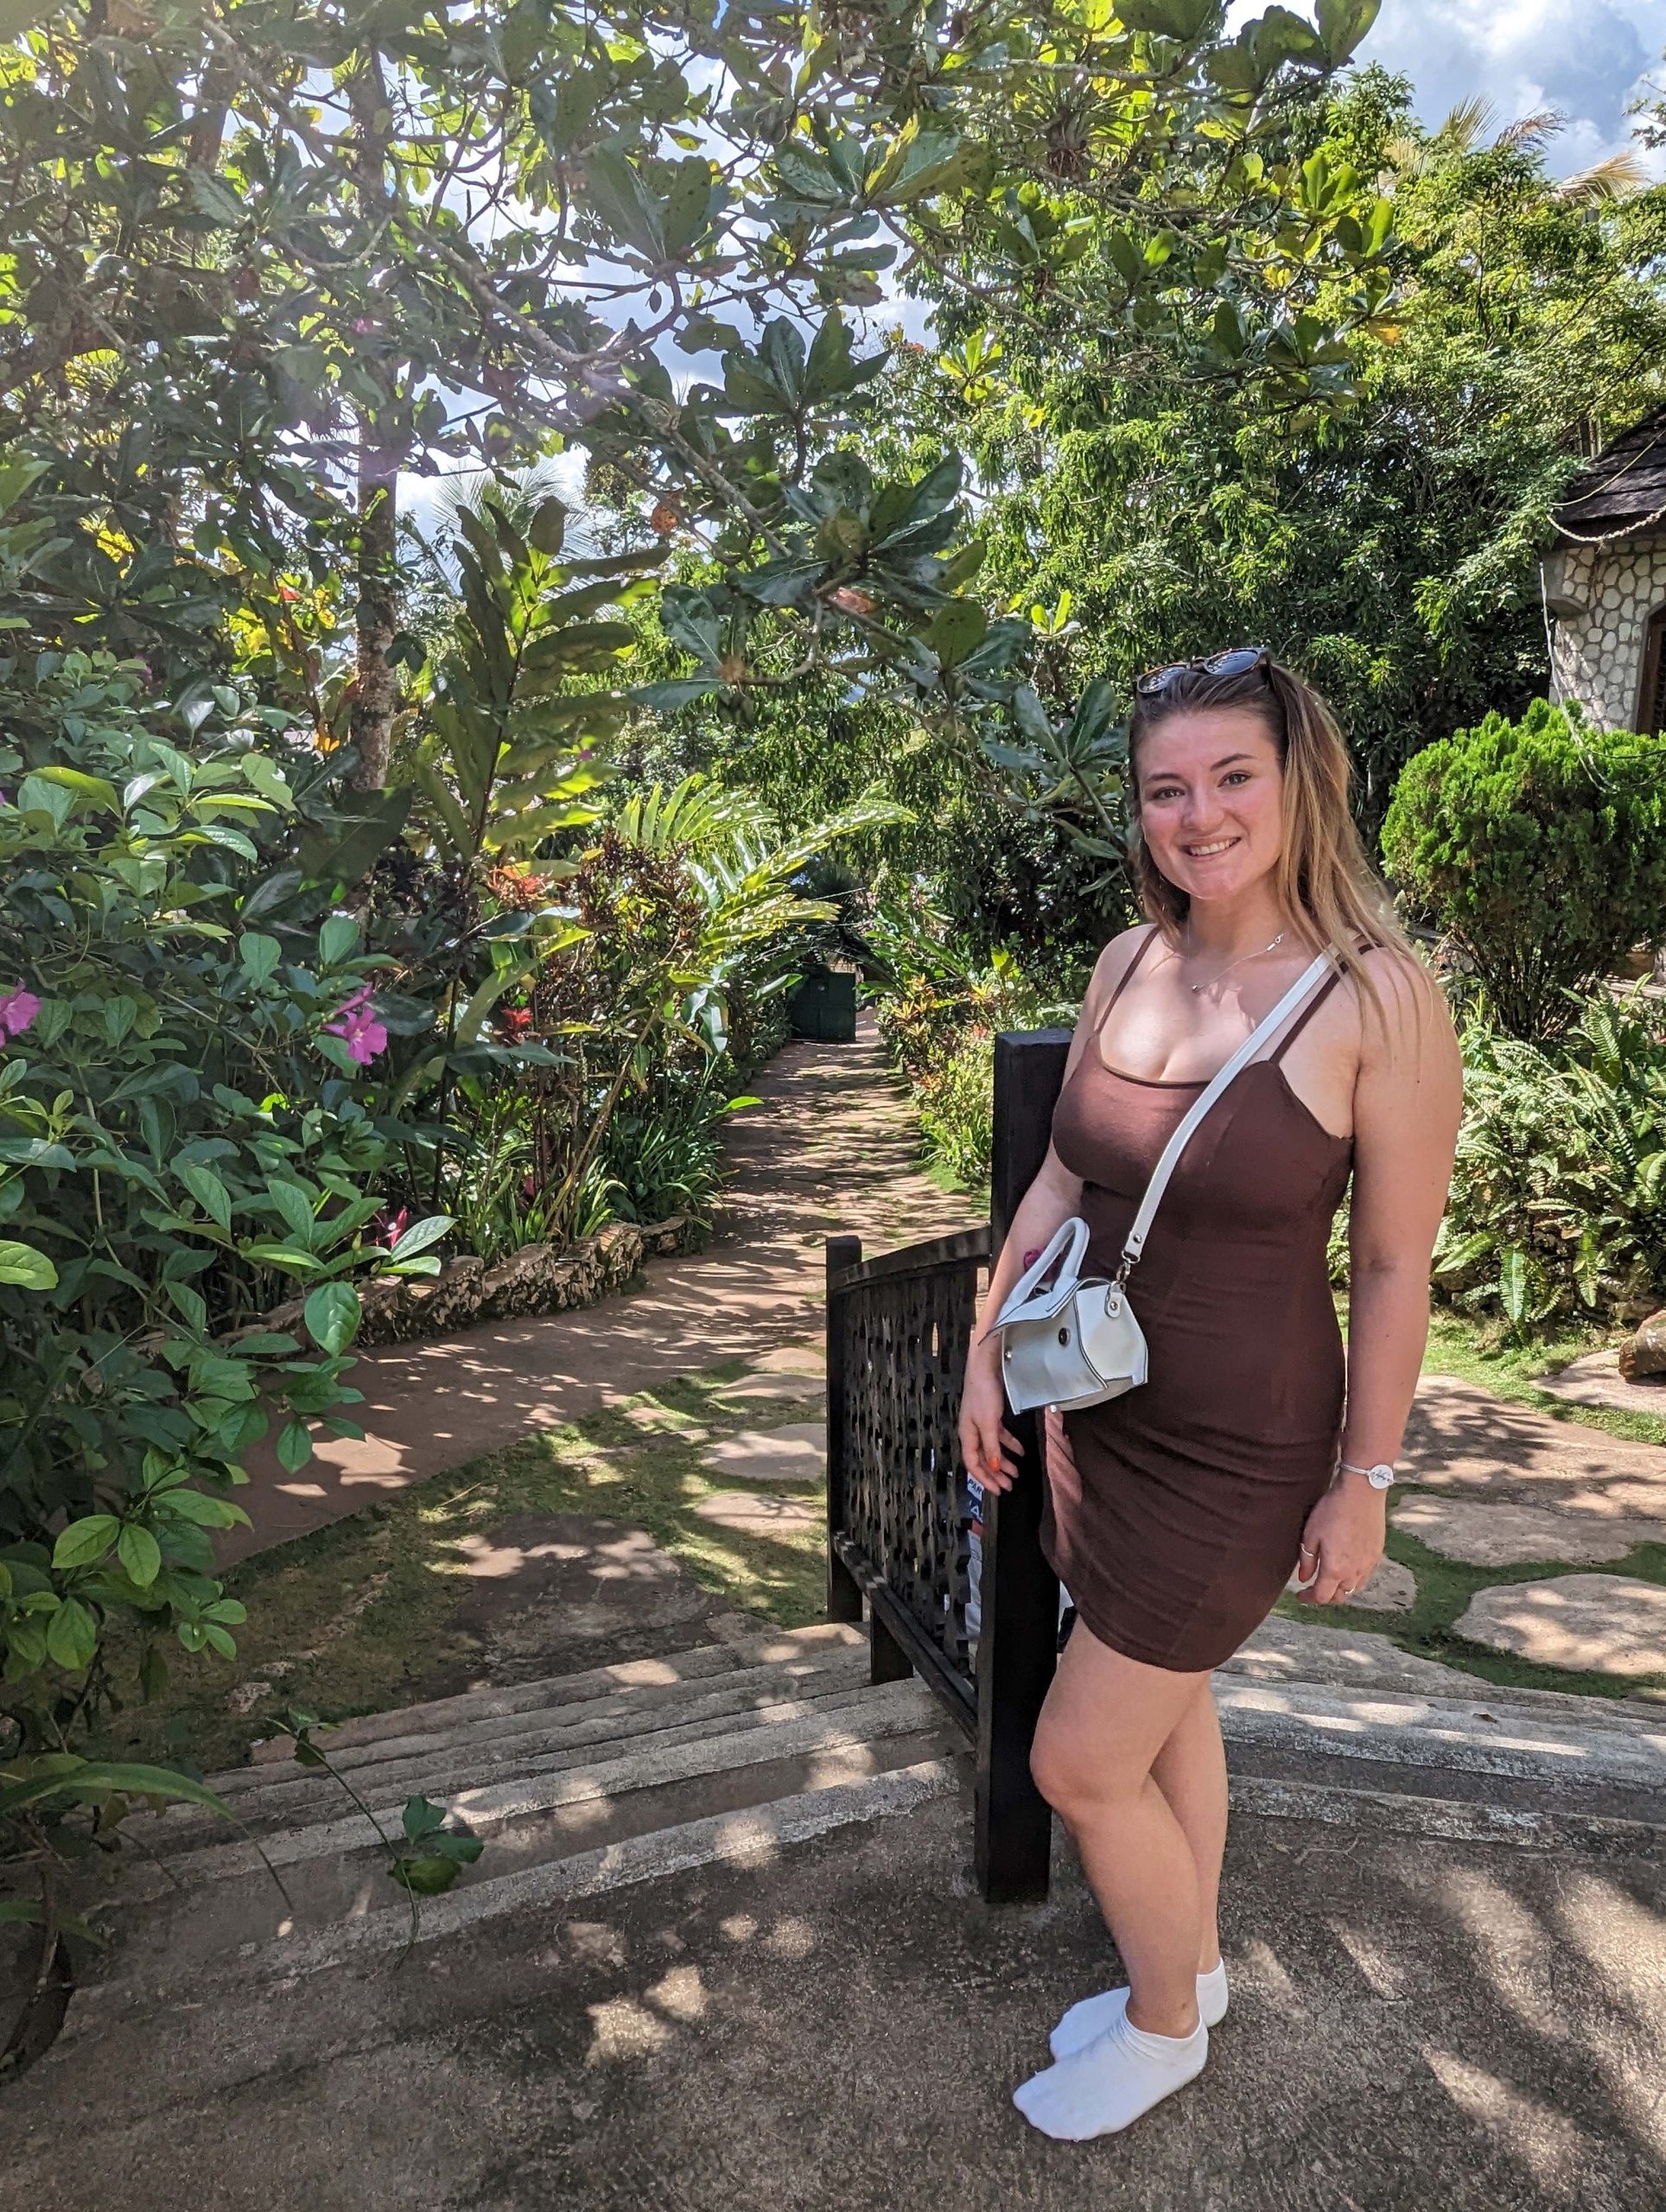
1093, 925, 1161, 1035
1269, 963, 1344, 1063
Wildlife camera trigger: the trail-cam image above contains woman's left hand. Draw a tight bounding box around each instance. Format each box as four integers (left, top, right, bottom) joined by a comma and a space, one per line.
1294, 1478, 1388, 1607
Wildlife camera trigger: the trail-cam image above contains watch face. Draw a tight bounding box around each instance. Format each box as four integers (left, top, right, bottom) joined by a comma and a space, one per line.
1368, 1465, 1395, 1488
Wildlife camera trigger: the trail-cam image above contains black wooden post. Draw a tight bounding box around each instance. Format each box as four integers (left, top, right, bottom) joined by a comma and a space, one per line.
825, 1232, 864, 1625
974, 1027, 1071, 1904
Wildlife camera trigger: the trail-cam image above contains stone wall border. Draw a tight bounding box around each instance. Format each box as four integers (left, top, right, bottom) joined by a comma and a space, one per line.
257, 1214, 707, 1353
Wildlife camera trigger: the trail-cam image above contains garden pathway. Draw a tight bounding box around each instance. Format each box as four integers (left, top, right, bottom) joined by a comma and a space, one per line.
227, 1013, 1666, 1697
226, 1011, 972, 1564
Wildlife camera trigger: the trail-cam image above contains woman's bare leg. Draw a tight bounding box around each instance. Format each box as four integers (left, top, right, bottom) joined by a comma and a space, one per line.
1149, 1680, 1228, 1974
1028, 1616, 1210, 2037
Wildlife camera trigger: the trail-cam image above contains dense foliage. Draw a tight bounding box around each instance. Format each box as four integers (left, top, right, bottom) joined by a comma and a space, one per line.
823, 69, 1666, 957
1380, 700, 1666, 1041
1434, 995, 1666, 1338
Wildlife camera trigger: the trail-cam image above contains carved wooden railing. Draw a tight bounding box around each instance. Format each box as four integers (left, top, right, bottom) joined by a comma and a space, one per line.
825, 1026, 1071, 1903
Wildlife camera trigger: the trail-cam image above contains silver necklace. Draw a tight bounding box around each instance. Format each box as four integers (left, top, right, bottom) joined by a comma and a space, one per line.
1183, 929, 1285, 995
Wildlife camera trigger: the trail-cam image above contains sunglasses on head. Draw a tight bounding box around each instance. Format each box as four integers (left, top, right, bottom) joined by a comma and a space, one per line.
1135, 645, 1271, 697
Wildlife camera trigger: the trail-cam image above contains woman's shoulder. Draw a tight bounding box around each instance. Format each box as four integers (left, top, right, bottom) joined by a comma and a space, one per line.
1084, 921, 1160, 1014
1332, 936, 1458, 1065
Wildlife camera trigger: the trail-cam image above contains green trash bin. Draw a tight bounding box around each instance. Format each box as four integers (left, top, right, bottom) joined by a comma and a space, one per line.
788, 968, 857, 1040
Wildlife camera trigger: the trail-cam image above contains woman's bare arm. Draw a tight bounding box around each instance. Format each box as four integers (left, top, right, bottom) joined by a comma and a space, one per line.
1297, 949, 1462, 1604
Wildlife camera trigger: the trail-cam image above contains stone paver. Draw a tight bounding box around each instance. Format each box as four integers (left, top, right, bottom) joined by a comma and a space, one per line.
1402, 1372, 1666, 1524
700, 1422, 825, 1484
713, 1370, 825, 1403
1394, 1494, 1660, 1568
1349, 1557, 1417, 1611
691, 1491, 823, 1540
1536, 1347, 1666, 1420
754, 1341, 827, 1374
1454, 1574, 1666, 1679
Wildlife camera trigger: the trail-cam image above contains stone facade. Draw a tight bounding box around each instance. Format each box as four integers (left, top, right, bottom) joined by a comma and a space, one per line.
1541, 534, 1666, 733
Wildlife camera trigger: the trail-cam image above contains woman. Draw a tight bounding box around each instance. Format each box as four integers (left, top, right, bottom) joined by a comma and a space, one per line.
957, 648, 1462, 2143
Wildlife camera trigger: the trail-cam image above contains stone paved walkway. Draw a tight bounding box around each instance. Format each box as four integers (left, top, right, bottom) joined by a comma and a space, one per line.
226, 1013, 971, 1563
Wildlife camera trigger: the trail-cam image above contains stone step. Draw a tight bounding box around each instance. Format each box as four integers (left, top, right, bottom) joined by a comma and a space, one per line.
152, 1654, 886, 1847
1222, 1617, 1666, 1720
1214, 1677, 1666, 1823
77, 1758, 967, 2012
103, 1681, 953, 1980
238, 1619, 866, 1770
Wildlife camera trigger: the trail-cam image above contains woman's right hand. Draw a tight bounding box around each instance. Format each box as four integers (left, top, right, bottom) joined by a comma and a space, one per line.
958, 1352, 1023, 1495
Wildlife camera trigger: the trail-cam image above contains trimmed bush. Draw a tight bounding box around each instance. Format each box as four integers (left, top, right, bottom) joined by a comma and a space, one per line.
1380, 699, 1666, 1040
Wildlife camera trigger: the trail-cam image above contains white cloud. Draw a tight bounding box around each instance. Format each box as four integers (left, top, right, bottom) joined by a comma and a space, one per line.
1350, 0, 1664, 176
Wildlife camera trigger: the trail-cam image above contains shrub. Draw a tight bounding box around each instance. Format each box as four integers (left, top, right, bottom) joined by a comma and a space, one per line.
0, 652, 441, 1840
1430, 992, 1666, 1338
917, 1034, 996, 1192
1379, 699, 1666, 1041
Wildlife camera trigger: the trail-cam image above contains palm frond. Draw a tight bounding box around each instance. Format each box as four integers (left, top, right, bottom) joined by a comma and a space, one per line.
1556, 151, 1650, 205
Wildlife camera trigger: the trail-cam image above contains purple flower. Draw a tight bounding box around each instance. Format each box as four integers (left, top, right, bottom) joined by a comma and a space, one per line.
0, 987, 40, 1039
324, 984, 387, 1067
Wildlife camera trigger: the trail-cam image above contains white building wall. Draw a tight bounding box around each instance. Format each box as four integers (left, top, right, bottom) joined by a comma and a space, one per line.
1542, 537, 1666, 732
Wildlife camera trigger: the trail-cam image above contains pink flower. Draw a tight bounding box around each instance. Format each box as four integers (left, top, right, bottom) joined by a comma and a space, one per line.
372, 1205, 409, 1249
0, 987, 40, 1039
324, 984, 387, 1066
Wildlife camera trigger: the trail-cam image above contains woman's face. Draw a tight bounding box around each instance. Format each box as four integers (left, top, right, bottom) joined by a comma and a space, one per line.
1135, 706, 1285, 906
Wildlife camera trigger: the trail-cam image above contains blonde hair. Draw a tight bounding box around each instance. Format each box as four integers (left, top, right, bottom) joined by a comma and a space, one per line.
1126, 657, 1424, 1039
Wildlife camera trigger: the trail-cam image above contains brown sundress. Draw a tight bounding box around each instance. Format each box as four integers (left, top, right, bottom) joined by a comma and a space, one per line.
1043, 925, 1353, 1672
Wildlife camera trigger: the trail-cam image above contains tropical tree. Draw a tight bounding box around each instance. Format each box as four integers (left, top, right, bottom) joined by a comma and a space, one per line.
1, 0, 1397, 798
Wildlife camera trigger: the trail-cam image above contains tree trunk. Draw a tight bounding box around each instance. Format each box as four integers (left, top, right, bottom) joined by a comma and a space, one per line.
350, 425, 401, 791
347, 51, 404, 793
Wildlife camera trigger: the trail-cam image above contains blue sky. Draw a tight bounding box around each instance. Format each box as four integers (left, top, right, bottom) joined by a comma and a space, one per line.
1322, 0, 1663, 175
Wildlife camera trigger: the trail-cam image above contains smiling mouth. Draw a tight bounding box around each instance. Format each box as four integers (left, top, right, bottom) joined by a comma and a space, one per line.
1182, 836, 1241, 859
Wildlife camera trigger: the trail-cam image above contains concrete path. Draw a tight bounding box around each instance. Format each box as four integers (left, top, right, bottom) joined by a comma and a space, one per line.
227, 1014, 972, 1563
10, 1772, 1663, 2209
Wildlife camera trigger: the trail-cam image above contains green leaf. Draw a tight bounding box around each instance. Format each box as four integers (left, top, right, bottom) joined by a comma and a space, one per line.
31, 765, 121, 815
1117, 0, 1222, 35
117, 1524, 162, 1588
629, 678, 722, 713
276, 1418, 314, 1474
52, 1514, 119, 1569
925, 599, 989, 670
388, 1853, 464, 1896
238, 932, 282, 984
47, 1598, 98, 1673
303, 1281, 360, 1356
1316, 0, 1381, 67
0, 1239, 58, 1290
318, 915, 361, 968
402, 1794, 447, 1840
158, 1489, 250, 1530
387, 1214, 453, 1262
179, 1161, 233, 1232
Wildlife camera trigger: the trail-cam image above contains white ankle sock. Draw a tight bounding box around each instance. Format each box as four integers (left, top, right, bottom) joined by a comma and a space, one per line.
1051, 1958, 1228, 2058
1014, 2007, 1209, 2140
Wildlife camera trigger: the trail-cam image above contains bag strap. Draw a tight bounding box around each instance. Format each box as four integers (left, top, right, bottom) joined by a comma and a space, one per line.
1117, 950, 1337, 1283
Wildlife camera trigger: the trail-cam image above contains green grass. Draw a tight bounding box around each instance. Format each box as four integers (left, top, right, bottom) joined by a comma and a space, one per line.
1418, 1306, 1666, 1451
92, 1362, 829, 1775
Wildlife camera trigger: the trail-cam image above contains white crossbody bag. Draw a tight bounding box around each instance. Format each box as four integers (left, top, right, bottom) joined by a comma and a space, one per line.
989, 950, 1337, 1414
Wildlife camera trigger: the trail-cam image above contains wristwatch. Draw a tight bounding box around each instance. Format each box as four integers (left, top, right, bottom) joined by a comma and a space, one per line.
1339, 1458, 1397, 1491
